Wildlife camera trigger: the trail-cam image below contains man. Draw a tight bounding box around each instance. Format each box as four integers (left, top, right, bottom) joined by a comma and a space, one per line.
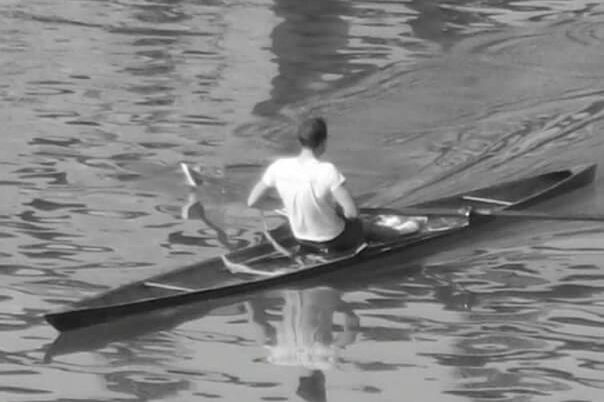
247, 117, 364, 253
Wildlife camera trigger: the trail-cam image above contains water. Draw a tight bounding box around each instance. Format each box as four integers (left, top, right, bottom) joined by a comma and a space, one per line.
1, 0, 604, 401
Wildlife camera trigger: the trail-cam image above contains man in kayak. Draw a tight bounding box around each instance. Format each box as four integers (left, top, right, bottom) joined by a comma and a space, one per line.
247, 117, 365, 253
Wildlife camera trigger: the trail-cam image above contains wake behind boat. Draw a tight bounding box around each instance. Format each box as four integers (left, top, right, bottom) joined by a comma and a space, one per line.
44, 164, 597, 332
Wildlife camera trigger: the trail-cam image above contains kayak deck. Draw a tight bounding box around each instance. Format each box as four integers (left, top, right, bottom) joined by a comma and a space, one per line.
44, 164, 597, 332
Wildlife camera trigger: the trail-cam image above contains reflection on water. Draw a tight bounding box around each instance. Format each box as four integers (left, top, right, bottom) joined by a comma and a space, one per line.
246, 287, 359, 371
2, 0, 604, 401
42, 286, 358, 401
37, 225, 604, 400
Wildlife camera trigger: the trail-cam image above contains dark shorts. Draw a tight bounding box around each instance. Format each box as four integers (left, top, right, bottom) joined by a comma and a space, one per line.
297, 218, 364, 254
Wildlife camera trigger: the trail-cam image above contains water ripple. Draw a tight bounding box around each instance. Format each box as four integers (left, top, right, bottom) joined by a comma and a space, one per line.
463, 19, 604, 80
73, 208, 148, 220
564, 19, 604, 46
3, 1, 604, 402
18, 12, 212, 38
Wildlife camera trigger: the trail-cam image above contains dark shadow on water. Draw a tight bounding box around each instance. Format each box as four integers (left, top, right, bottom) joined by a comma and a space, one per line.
406, 0, 479, 49
252, 0, 545, 117
254, 0, 352, 116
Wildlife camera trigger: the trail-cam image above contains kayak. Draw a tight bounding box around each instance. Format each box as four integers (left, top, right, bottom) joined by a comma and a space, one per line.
44, 164, 596, 332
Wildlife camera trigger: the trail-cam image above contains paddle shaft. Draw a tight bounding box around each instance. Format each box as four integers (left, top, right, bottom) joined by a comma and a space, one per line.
183, 164, 600, 223
361, 207, 604, 222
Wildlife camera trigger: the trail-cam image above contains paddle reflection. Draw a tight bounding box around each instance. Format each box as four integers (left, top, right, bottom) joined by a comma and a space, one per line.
181, 190, 240, 250
177, 188, 274, 252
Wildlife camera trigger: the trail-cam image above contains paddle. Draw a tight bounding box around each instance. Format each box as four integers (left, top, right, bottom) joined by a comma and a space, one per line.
181, 162, 601, 223
361, 207, 604, 222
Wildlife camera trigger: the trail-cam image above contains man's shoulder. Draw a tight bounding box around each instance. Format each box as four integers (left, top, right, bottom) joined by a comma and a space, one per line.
268, 157, 296, 168
265, 157, 298, 176
316, 160, 340, 173
318, 160, 337, 168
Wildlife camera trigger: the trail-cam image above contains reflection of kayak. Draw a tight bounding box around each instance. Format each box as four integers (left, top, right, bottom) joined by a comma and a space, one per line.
44, 295, 246, 362
44, 164, 596, 332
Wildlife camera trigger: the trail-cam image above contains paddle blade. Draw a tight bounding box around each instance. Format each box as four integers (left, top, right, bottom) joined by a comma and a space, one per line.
180, 163, 203, 187
472, 208, 604, 222
361, 207, 604, 222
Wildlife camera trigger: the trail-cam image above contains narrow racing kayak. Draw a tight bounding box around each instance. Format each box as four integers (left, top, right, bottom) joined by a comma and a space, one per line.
44, 164, 597, 332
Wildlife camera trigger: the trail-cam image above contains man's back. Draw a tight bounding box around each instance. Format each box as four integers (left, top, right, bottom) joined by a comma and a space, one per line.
263, 157, 346, 242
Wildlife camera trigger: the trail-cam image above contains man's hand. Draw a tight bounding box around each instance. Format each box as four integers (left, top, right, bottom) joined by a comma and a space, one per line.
332, 184, 358, 219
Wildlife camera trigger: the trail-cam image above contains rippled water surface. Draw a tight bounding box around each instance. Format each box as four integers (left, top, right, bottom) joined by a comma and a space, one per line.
2, 1, 604, 401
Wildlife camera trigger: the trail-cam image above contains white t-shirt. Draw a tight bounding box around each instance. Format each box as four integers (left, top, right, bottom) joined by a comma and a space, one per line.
262, 157, 346, 242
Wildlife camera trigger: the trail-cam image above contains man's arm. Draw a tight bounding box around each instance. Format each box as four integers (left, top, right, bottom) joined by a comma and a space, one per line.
332, 184, 358, 219
247, 180, 271, 208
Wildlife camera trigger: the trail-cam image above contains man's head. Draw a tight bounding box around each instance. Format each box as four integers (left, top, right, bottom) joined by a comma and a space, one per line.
297, 117, 327, 154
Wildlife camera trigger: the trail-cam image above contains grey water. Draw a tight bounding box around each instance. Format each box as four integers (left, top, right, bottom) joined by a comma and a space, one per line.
1, 0, 604, 401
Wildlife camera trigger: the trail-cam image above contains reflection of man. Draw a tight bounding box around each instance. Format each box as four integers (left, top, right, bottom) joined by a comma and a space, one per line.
245, 286, 359, 371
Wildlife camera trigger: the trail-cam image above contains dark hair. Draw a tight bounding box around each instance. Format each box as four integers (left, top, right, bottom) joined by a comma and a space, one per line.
297, 117, 327, 149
